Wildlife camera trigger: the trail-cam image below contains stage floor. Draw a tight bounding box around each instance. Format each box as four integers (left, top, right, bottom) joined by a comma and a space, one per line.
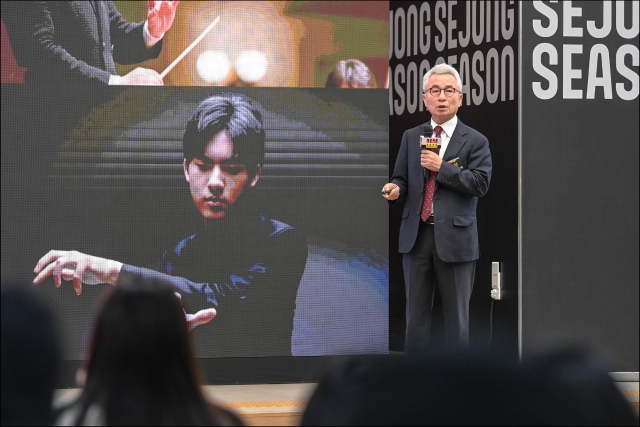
54, 378, 638, 425
54, 383, 317, 426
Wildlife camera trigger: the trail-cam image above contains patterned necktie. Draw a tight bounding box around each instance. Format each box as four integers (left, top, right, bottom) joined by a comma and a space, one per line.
420, 125, 442, 222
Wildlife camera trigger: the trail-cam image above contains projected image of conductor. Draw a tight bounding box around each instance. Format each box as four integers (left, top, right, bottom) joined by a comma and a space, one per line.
325, 59, 378, 89
33, 93, 309, 358
1, 1, 180, 89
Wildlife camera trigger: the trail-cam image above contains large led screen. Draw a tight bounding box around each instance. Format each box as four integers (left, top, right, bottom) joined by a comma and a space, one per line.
1, 1, 389, 361
1, 87, 389, 359
1, 1, 388, 88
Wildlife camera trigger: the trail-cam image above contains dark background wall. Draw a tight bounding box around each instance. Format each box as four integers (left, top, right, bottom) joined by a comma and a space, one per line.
521, 1, 639, 371
389, 1, 519, 357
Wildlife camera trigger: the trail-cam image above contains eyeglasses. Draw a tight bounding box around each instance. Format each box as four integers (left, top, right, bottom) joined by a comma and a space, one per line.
425, 87, 460, 97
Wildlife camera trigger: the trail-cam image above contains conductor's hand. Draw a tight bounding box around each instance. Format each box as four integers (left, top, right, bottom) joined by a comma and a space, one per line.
147, 1, 180, 38
382, 183, 400, 201
118, 67, 164, 85
33, 250, 123, 296
174, 292, 217, 331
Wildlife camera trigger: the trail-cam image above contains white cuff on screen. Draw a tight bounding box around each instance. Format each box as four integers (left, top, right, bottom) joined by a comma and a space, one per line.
108, 74, 123, 85
143, 20, 164, 48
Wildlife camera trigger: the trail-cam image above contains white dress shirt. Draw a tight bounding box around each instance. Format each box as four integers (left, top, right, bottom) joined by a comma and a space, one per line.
430, 115, 458, 214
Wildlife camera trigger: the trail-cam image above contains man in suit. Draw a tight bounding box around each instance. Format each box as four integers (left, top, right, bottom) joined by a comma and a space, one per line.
2, 1, 179, 89
382, 63, 492, 353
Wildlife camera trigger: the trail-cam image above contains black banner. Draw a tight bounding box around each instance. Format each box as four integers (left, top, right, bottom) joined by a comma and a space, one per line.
521, 1, 639, 371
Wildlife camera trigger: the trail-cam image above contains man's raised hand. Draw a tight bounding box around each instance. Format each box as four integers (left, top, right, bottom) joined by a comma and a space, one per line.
33, 250, 123, 296
174, 292, 217, 330
147, 1, 180, 38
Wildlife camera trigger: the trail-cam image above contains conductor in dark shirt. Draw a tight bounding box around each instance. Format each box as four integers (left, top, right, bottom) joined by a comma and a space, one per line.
33, 93, 309, 358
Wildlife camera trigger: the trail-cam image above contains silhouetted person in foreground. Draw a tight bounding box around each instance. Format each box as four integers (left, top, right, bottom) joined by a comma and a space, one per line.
55, 275, 242, 426
301, 348, 638, 426
523, 348, 639, 426
1, 277, 60, 426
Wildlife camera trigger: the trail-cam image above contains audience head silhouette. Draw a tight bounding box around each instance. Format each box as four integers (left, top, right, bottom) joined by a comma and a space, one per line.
302, 348, 638, 426
57, 275, 239, 425
523, 347, 639, 426
1, 276, 60, 426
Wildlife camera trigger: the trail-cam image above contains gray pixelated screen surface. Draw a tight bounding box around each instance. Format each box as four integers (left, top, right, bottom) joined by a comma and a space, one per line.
1, 87, 389, 359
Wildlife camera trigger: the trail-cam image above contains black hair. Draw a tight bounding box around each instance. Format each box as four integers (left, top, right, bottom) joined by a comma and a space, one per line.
183, 93, 265, 179
1, 277, 60, 426
523, 348, 639, 426
302, 350, 565, 426
303, 348, 639, 426
67, 276, 221, 425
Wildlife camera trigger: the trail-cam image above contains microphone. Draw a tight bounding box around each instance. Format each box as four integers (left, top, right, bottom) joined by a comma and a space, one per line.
420, 124, 433, 179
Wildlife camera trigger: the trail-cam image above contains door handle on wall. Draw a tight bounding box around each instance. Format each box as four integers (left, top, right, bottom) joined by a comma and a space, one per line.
491, 262, 502, 300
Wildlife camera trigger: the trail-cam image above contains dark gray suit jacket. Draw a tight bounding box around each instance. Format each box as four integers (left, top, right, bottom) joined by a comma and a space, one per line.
2, 1, 162, 89
391, 119, 492, 262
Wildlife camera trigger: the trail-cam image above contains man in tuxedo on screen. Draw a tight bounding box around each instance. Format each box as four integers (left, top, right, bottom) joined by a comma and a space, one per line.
1, 2, 179, 263
382, 64, 492, 353
1, 1, 180, 89
32, 93, 308, 358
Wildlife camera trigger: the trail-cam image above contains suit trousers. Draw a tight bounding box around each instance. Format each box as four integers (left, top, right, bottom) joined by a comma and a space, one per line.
403, 220, 475, 354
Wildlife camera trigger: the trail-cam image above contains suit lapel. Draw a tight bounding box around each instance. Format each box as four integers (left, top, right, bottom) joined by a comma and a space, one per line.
73, 1, 100, 41
87, 1, 100, 27
442, 120, 468, 161
95, 1, 110, 35
434, 121, 467, 192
